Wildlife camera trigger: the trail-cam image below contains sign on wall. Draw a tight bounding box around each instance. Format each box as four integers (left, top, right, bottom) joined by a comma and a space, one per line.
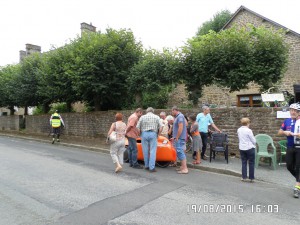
277, 111, 291, 118
261, 93, 285, 102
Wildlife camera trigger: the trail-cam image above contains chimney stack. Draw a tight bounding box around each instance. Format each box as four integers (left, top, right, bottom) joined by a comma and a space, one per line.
19, 50, 26, 62
26, 44, 41, 55
19, 44, 41, 62
81, 22, 96, 36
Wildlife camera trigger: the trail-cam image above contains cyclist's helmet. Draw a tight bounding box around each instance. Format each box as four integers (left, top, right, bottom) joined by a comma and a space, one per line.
290, 103, 300, 110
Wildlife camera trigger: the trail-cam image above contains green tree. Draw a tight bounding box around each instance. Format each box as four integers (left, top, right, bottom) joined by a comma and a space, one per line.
127, 48, 181, 108
196, 10, 232, 36
0, 64, 20, 114
14, 53, 44, 114
182, 25, 289, 105
67, 28, 143, 111
37, 45, 80, 112
249, 26, 289, 90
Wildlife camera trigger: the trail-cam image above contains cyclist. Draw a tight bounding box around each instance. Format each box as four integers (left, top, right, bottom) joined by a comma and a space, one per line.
50, 110, 65, 144
278, 103, 300, 198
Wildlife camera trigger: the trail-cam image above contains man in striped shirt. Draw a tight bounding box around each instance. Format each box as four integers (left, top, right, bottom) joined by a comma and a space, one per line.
137, 107, 162, 172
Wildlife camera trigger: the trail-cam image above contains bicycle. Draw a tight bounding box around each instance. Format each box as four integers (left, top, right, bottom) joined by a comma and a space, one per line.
185, 134, 193, 153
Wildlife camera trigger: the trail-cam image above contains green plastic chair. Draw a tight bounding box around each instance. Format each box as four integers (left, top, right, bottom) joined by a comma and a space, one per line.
277, 140, 287, 165
255, 134, 277, 170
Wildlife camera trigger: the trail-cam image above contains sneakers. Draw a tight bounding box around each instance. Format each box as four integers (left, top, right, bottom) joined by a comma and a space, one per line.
293, 186, 300, 198
241, 178, 255, 182
293, 188, 299, 198
57, 139, 60, 142
52, 138, 55, 144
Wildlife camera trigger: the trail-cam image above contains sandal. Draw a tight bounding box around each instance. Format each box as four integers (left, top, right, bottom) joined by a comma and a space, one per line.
115, 166, 122, 173
177, 170, 189, 174
192, 160, 201, 164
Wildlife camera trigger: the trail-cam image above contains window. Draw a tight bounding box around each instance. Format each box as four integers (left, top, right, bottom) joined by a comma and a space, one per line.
237, 94, 262, 107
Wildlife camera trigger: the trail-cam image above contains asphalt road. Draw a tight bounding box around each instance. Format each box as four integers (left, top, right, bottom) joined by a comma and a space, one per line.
0, 136, 299, 225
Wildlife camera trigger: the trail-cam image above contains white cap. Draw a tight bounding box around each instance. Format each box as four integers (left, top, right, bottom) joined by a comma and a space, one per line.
289, 103, 300, 110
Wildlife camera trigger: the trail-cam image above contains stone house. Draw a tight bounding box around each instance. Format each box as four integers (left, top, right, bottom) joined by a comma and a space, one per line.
198, 5, 300, 107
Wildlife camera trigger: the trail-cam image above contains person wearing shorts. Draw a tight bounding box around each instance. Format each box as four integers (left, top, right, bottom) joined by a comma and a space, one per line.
172, 106, 188, 174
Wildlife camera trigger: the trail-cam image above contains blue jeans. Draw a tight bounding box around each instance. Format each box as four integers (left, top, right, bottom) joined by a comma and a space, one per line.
174, 139, 186, 161
141, 131, 157, 170
240, 148, 255, 180
127, 137, 139, 166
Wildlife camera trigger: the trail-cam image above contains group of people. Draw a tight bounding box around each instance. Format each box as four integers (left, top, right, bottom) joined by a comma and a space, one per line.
50, 103, 300, 198
106, 105, 222, 175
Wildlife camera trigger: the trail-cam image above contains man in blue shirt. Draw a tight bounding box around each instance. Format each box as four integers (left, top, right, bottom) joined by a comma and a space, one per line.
196, 106, 221, 160
278, 103, 300, 198
172, 106, 188, 174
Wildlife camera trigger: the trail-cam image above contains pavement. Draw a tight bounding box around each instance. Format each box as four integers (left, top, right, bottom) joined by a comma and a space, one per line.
0, 131, 296, 189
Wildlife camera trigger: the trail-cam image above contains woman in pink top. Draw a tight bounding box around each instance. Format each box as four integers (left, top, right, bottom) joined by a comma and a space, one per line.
107, 113, 127, 173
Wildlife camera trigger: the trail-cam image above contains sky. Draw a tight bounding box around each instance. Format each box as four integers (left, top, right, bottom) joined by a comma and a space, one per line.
0, 0, 299, 67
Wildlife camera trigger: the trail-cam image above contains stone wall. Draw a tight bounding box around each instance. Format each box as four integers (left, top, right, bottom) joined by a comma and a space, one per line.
21, 108, 285, 156
24, 110, 137, 138
0, 115, 23, 131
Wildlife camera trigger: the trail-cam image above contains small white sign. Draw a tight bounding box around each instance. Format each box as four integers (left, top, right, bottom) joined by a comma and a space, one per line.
277, 111, 291, 118
261, 93, 285, 102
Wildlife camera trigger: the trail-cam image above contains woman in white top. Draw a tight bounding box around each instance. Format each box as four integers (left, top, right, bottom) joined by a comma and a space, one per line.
107, 113, 127, 173
237, 118, 256, 182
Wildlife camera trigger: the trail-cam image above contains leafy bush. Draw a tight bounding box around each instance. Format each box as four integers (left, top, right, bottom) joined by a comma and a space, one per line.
32, 106, 44, 115
49, 103, 73, 114
141, 86, 173, 109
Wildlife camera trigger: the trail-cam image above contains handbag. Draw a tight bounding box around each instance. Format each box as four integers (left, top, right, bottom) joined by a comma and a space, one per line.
109, 131, 117, 143
108, 122, 117, 143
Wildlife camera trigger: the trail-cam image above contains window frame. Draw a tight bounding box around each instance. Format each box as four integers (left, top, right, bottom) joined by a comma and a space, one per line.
237, 94, 262, 107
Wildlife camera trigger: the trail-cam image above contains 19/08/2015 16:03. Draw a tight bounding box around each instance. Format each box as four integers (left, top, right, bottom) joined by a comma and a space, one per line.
187, 204, 279, 214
